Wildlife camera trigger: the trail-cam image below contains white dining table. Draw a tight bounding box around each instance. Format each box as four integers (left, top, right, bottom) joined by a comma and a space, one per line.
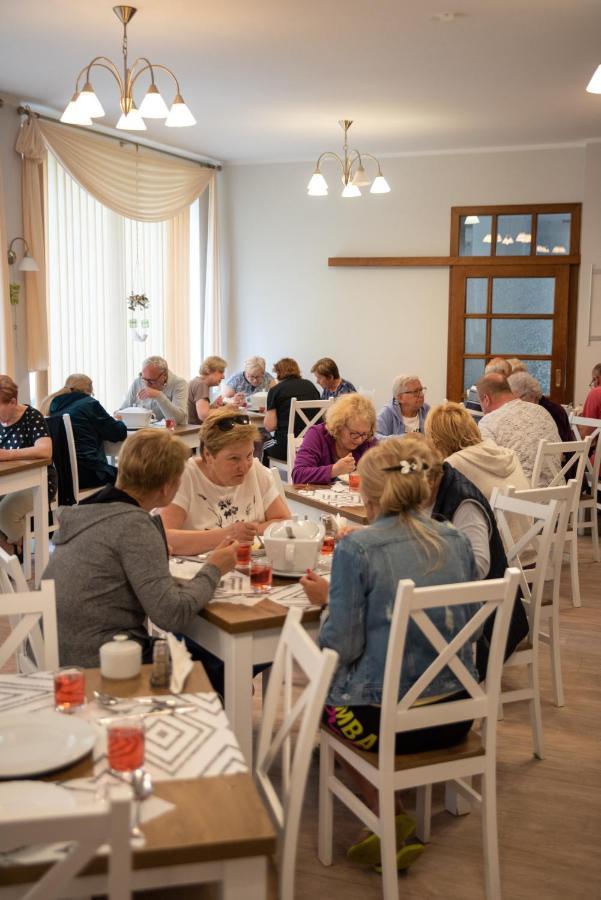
104, 423, 201, 461
0, 458, 49, 586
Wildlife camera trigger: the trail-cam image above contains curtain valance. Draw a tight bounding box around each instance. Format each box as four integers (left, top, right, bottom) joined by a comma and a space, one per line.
16, 117, 213, 222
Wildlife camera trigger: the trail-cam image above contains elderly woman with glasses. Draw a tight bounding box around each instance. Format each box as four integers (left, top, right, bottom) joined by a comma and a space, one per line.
376, 374, 429, 440
161, 407, 291, 555
291, 393, 377, 484
222, 356, 275, 405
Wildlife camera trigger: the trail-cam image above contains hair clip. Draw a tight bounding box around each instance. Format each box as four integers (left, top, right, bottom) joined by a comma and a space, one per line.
382, 459, 428, 474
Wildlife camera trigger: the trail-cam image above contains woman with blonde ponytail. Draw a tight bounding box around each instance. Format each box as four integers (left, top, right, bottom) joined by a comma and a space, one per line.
43, 374, 127, 489
301, 437, 478, 872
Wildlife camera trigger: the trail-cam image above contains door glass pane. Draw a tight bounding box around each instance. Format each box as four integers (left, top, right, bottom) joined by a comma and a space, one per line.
464, 358, 485, 393
465, 319, 486, 354
496, 214, 532, 256
466, 277, 488, 313
491, 319, 553, 355
459, 215, 492, 256
526, 360, 552, 395
536, 212, 571, 255
492, 277, 554, 314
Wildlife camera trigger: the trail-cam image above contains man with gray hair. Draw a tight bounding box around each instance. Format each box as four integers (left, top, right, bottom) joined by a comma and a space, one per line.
119, 355, 188, 425
508, 371, 571, 441
376, 374, 429, 439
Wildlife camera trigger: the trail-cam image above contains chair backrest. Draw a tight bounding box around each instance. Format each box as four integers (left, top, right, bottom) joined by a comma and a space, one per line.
531, 438, 591, 511
0, 547, 44, 672
62, 412, 81, 499
378, 569, 521, 772
0, 784, 132, 900
488, 492, 561, 641
271, 466, 286, 500
45, 414, 77, 506
570, 415, 601, 499
0, 580, 59, 671
286, 398, 332, 477
255, 608, 338, 900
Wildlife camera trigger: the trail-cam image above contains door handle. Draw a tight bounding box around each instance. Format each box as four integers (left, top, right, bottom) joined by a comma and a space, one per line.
555, 368, 562, 388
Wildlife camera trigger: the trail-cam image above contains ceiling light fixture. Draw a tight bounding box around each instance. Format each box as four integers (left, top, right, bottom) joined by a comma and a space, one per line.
464, 215, 480, 225
60, 5, 195, 132
7, 237, 39, 272
307, 120, 390, 198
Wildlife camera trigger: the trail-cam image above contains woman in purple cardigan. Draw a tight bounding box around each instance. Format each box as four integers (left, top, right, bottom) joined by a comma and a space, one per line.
292, 393, 378, 484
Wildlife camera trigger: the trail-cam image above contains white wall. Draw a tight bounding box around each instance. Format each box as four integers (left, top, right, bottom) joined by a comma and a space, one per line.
577, 142, 601, 396
0, 102, 29, 398
221, 145, 586, 411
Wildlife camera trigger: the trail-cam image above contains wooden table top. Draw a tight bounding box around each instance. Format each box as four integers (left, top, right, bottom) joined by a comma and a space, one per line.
2, 664, 277, 886
284, 483, 369, 525
202, 581, 322, 634
0, 457, 51, 476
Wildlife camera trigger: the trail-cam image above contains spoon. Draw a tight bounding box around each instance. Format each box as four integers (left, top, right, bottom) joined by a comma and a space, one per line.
285, 525, 296, 539
93, 690, 183, 711
128, 769, 153, 843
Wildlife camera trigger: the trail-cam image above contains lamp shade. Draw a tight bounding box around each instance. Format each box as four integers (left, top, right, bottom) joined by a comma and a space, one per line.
60, 93, 93, 126
76, 83, 105, 118
116, 107, 147, 131
341, 182, 361, 198
369, 175, 390, 194
139, 84, 169, 119
465, 215, 480, 225
165, 93, 196, 127
18, 254, 39, 272
352, 165, 370, 187
586, 64, 601, 93
307, 172, 328, 195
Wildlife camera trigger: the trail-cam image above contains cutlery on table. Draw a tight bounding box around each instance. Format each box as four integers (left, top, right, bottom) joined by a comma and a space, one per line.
130, 769, 153, 842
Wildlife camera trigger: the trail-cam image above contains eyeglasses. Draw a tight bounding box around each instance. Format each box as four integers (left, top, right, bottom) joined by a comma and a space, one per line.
345, 427, 373, 441
399, 387, 426, 396
215, 414, 251, 431
140, 372, 167, 386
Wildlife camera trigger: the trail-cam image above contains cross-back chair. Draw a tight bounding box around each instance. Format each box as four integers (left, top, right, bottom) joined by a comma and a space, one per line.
0, 579, 58, 672
255, 607, 338, 900
531, 436, 591, 607
278, 398, 332, 480
570, 414, 601, 562
0, 546, 44, 672
489, 492, 561, 756
318, 569, 520, 900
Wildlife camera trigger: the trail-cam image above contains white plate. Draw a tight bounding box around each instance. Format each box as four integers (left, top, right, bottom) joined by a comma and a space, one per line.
0, 780, 76, 819
0, 712, 96, 778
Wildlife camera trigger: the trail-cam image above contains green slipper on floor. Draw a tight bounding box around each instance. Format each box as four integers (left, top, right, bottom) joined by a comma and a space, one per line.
374, 841, 425, 873
347, 814, 416, 866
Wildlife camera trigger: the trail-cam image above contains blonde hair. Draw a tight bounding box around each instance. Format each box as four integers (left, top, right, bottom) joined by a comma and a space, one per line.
117, 429, 189, 494
200, 407, 259, 457
244, 356, 266, 375
40, 374, 93, 416
358, 436, 442, 563
325, 393, 376, 439
485, 357, 512, 377
425, 402, 482, 459
507, 357, 528, 373
0, 375, 18, 404
199, 356, 227, 376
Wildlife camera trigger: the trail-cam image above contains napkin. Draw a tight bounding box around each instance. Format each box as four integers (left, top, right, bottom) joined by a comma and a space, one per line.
166, 633, 193, 694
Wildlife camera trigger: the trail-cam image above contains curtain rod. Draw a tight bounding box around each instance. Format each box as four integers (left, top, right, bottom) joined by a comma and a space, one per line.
16, 105, 222, 171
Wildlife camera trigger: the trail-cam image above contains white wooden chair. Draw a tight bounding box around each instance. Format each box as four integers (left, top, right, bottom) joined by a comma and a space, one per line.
62, 413, 104, 503
531, 437, 591, 607
570, 414, 601, 562
255, 608, 338, 900
318, 569, 520, 900
0, 785, 132, 900
271, 466, 287, 501
0, 546, 44, 672
268, 398, 332, 481
488, 492, 561, 757
500, 481, 577, 708
0, 580, 59, 671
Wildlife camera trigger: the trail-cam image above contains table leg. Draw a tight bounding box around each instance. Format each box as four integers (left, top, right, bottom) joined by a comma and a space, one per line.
31, 469, 49, 586
223, 633, 255, 767
221, 856, 266, 900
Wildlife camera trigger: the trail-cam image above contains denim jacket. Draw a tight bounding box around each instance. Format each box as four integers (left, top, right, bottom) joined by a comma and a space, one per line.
319, 513, 478, 706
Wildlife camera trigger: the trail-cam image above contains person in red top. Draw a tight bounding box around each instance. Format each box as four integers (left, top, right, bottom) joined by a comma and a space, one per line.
579, 364, 601, 436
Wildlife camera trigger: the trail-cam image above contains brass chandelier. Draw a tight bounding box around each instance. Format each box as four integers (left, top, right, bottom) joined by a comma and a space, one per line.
60, 5, 195, 132
307, 120, 391, 197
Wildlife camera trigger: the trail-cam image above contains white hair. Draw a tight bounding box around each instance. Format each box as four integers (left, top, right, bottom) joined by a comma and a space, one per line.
142, 355, 168, 374
508, 371, 542, 402
392, 374, 421, 396
244, 356, 266, 374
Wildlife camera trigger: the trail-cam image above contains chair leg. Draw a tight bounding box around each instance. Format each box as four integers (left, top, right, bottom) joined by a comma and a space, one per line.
528, 659, 545, 759
378, 784, 398, 900
548, 613, 565, 708
23, 515, 33, 581
591, 505, 600, 563
481, 765, 502, 900
568, 533, 582, 608
415, 784, 432, 843
318, 735, 334, 866
445, 779, 472, 816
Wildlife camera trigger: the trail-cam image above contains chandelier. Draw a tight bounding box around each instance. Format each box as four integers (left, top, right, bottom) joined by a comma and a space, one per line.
307, 120, 391, 197
60, 5, 195, 132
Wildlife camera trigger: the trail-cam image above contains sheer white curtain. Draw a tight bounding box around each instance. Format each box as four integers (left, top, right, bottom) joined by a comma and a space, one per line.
46, 153, 168, 412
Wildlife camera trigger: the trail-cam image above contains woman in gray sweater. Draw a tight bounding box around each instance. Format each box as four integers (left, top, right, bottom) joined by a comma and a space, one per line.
43, 428, 237, 668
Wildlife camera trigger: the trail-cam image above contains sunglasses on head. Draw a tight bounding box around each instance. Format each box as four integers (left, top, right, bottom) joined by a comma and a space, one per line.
215, 414, 251, 431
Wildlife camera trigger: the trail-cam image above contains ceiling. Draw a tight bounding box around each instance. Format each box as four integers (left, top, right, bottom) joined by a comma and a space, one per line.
2, 0, 601, 164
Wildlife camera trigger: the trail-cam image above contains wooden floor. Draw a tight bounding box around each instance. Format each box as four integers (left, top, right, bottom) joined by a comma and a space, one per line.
4, 541, 600, 899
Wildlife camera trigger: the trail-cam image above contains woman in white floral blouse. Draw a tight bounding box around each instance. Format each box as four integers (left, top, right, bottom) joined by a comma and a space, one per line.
161, 407, 290, 555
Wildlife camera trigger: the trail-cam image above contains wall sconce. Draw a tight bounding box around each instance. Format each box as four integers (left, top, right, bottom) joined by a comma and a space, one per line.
7, 237, 39, 272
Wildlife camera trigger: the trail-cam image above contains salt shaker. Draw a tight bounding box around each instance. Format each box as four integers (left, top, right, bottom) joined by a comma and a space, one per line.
150, 638, 171, 688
